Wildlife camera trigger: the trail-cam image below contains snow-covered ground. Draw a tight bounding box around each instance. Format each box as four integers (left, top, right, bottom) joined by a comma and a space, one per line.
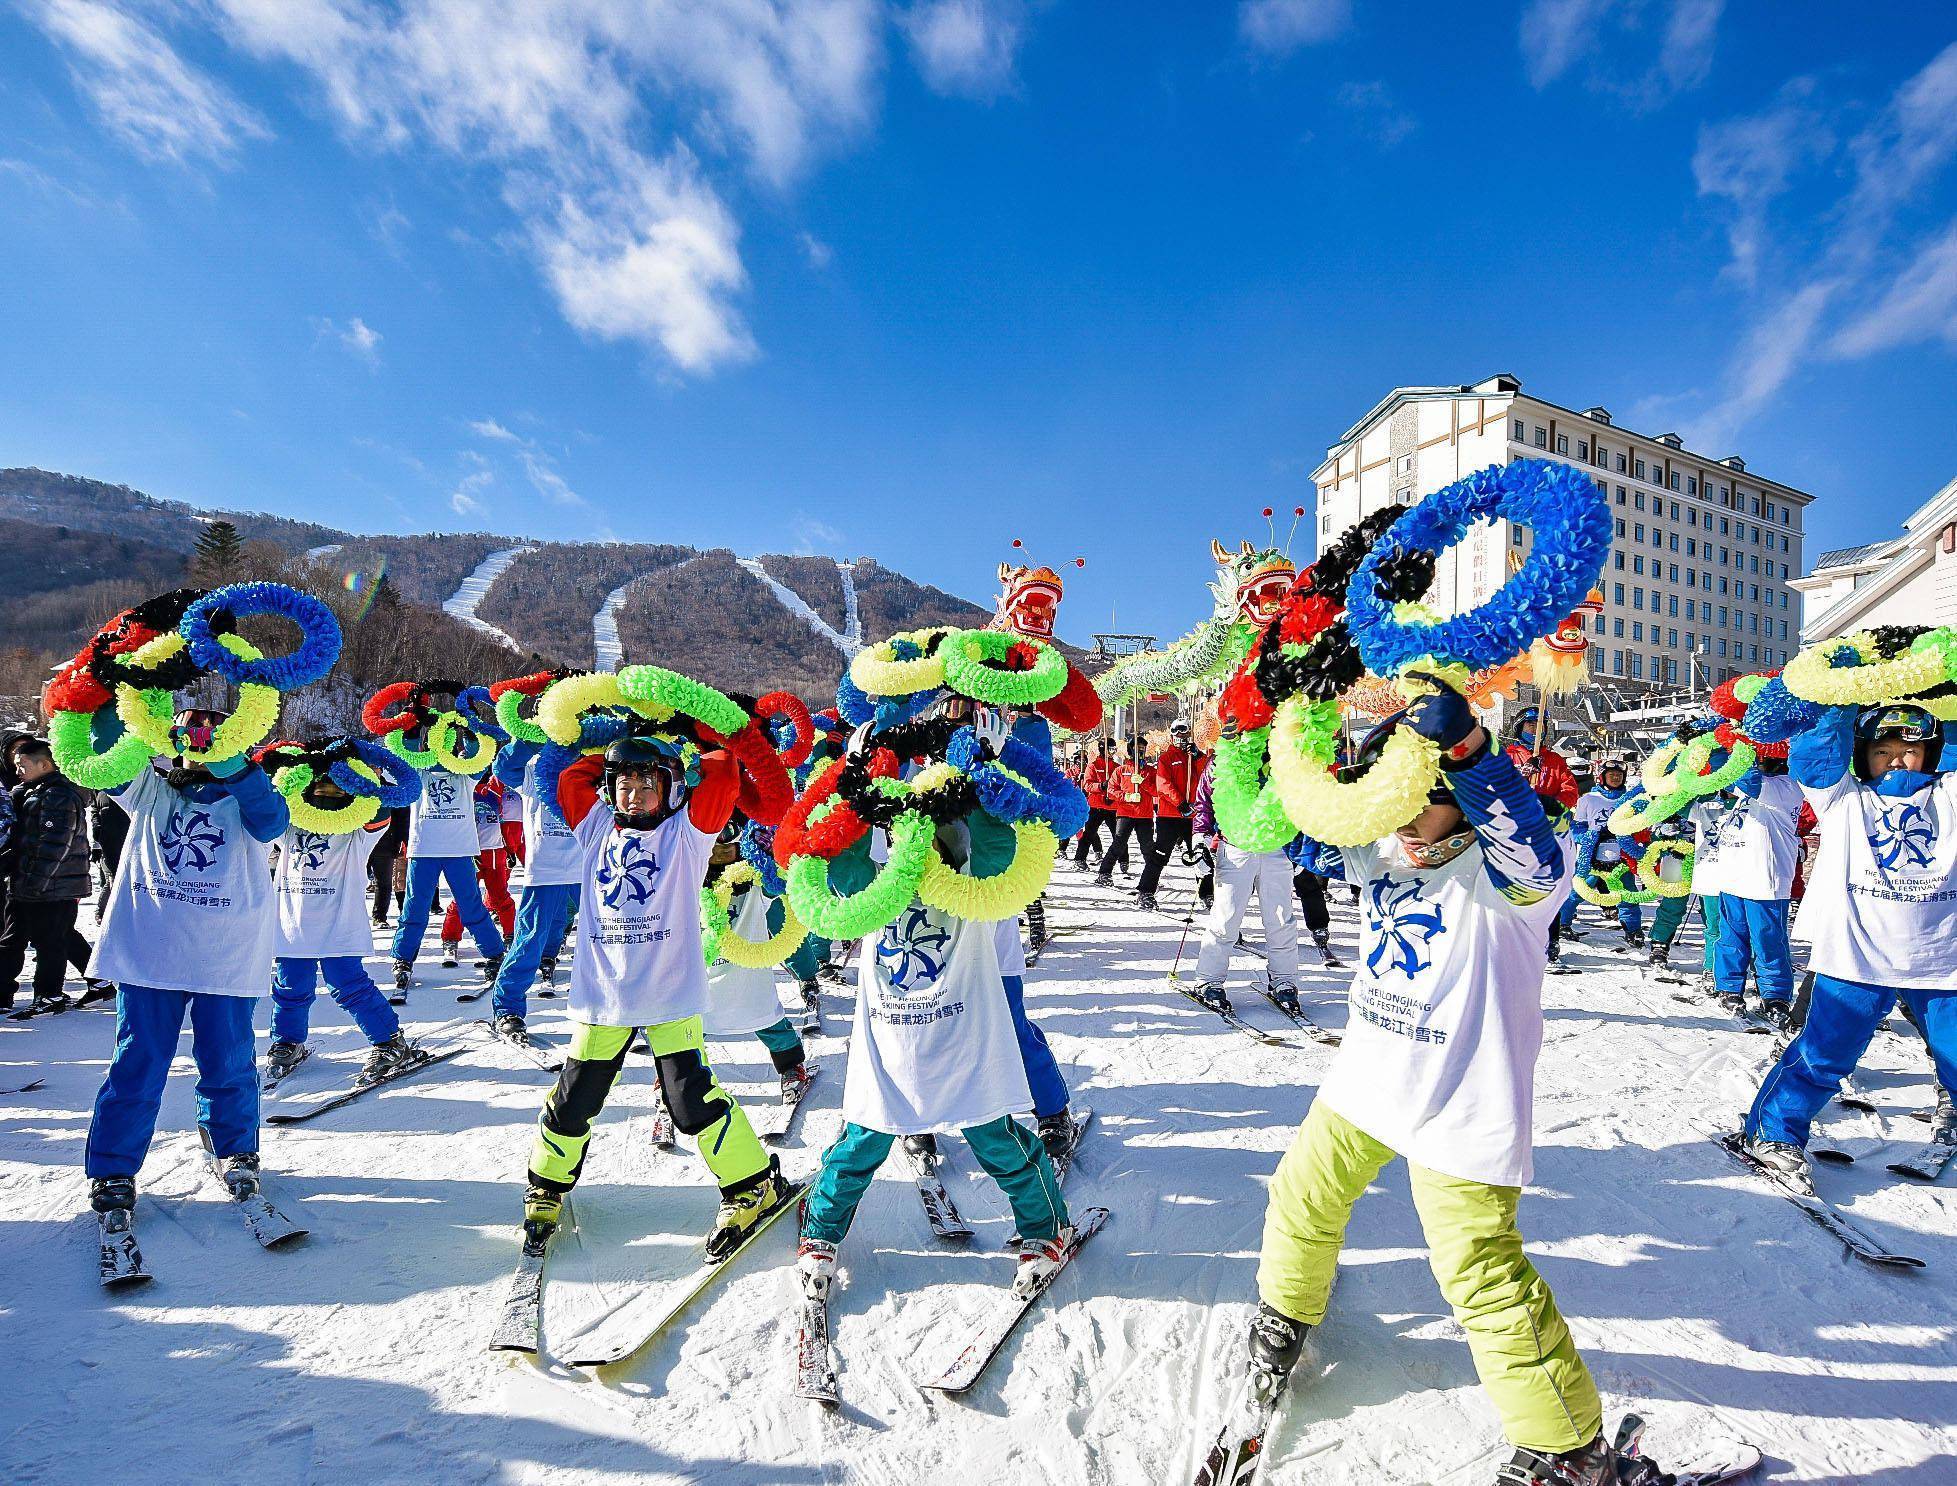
3, 864, 1953, 1484
444, 546, 538, 651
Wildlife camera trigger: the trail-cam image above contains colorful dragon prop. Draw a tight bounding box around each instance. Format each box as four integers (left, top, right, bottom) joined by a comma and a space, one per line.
1093, 538, 1295, 709
991, 552, 1103, 733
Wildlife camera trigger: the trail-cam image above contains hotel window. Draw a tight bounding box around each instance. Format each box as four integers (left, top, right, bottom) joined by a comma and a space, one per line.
1632, 621, 1644, 641
1616, 453, 1627, 473
1612, 649, 1623, 673
1651, 587, 1662, 608
1634, 459, 1646, 479
1688, 509, 1697, 527
1720, 517, 1729, 535
1396, 453, 1413, 474
1512, 529, 1524, 547
1615, 518, 1626, 537
1594, 478, 1607, 496
1534, 426, 1547, 448
1721, 547, 1730, 564
1669, 628, 1679, 647
1779, 619, 1787, 639
1630, 654, 1644, 679
1687, 478, 1697, 495
1719, 606, 1728, 626
1616, 486, 1627, 505
1670, 534, 1679, 552
1633, 556, 1645, 575
1669, 470, 1681, 490
1686, 631, 1696, 651
1718, 638, 1728, 658
1635, 493, 1646, 511
1651, 528, 1662, 548
1751, 584, 1759, 601
1557, 434, 1568, 454
1750, 644, 1759, 662
1613, 618, 1624, 637
1578, 440, 1589, 459
1635, 523, 1646, 541
1614, 551, 1625, 570
1685, 598, 1695, 619
1750, 554, 1759, 573
1513, 420, 1526, 440
1614, 583, 1625, 604
1669, 596, 1678, 616
1633, 590, 1644, 610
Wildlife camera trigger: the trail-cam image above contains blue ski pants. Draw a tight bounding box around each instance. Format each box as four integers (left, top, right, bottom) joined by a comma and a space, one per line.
490, 882, 578, 1019
801, 1115, 1065, 1246
271, 956, 398, 1046
392, 855, 504, 966
1747, 976, 1957, 1148
1003, 973, 1068, 1120
86, 985, 258, 1179
1714, 894, 1792, 1002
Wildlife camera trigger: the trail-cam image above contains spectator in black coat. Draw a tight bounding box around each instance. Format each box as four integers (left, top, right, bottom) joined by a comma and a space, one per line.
89, 791, 130, 921
0, 739, 102, 1014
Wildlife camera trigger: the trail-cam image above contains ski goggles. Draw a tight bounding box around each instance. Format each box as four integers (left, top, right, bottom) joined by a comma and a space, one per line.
170, 708, 230, 753
1856, 705, 1937, 744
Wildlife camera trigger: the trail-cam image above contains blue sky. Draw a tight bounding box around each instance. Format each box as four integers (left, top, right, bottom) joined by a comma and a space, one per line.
2, 1, 1953, 646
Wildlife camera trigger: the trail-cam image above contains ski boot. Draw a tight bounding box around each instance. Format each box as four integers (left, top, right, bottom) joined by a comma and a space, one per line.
819, 959, 848, 986
1716, 987, 1744, 1015
1137, 892, 1159, 912
1931, 1084, 1956, 1144
355, 1033, 421, 1087
705, 1157, 789, 1263
264, 1039, 308, 1082
797, 1237, 838, 1300
521, 1185, 562, 1256
493, 1013, 533, 1047
902, 1132, 940, 1166
1037, 1110, 1077, 1164
538, 956, 556, 985
23, 991, 70, 1016
1012, 1222, 1076, 1298
1223, 1302, 1309, 1435
1024, 895, 1048, 954
1646, 940, 1670, 969
1269, 982, 1304, 1018
372, 910, 389, 929
215, 1151, 262, 1199
91, 1175, 137, 1215
1757, 999, 1792, 1034
1743, 1132, 1813, 1194
1192, 981, 1233, 1016
1311, 929, 1341, 967
479, 954, 503, 985
77, 978, 117, 1007
441, 941, 459, 969
1692, 969, 1715, 999
780, 1063, 814, 1104
1496, 1418, 1677, 1485
392, 959, 412, 991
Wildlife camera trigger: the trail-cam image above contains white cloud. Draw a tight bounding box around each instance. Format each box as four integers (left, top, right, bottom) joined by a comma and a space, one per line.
518, 447, 585, 509
791, 514, 845, 554
899, 0, 1025, 99
1237, 0, 1351, 57
1682, 279, 1837, 451
468, 417, 518, 442
31, 0, 894, 376
312, 314, 383, 364
26, 0, 270, 164
1335, 80, 1416, 148
799, 230, 834, 269
450, 464, 492, 517
1520, 0, 1723, 106
1691, 79, 1829, 287
1829, 220, 1957, 358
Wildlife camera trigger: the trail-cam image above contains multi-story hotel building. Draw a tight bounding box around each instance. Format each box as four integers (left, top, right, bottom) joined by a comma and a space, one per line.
1310, 374, 1813, 693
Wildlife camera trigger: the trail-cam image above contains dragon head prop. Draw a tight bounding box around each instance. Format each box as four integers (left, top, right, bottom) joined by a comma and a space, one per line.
994, 561, 1066, 641
1209, 540, 1297, 627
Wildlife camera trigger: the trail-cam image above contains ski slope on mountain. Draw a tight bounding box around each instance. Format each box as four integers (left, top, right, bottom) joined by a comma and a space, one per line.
2, 865, 1952, 1485
445, 545, 539, 651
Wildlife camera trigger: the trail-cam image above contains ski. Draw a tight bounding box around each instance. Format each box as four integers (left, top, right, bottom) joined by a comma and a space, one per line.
97, 1207, 150, 1288
914, 1205, 1109, 1394
557, 1179, 808, 1368
1194, 1384, 1283, 1486
1887, 1135, 1957, 1183
1170, 977, 1294, 1049
799, 984, 823, 1036
265, 1041, 469, 1125
455, 983, 490, 1004
259, 1045, 312, 1094
909, 1145, 975, 1241
488, 1205, 567, 1354
1614, 1414, 1762, 1485
1713, 1132, 1924, 1269
1256, 982, 1340, 1047
2, 1079, 47, 1096
793, 1293, 839, 1406
1051, 1105, 1095, 1183
205, 1155, 308, 1249
649, 1098, 677, 1150
8, 996, 73, 1021
1545, 958, 1580, 976
472, 1019, 564, 1073
760, 1066, 820, 1145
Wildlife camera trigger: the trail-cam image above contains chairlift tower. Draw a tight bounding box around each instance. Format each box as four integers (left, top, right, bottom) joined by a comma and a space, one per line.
1091, 633, 1157, 743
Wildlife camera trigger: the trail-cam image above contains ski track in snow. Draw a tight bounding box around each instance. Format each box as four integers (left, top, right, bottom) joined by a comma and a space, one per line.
4, 870, 1955, 1483
443, 545, 538, 652
738, 556, 863, 658
591, 579, 635, 672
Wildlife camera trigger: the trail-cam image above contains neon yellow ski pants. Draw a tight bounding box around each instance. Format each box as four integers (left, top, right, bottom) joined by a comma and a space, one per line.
1257, 1100, 1602, 1453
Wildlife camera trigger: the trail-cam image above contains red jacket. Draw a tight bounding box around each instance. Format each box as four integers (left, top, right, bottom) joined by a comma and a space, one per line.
1153, 745, 1210, 820
1082, 756, 1113, 811
1109, 761, 1153, 819
1504, 742, 1578, 811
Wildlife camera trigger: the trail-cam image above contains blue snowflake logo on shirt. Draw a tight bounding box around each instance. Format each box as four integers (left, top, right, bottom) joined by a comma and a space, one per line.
595, 833, 661, 909
292, 830, 332, 872
159, 808, 226, 876
1365, 873, 1447, 979
1870, 801, 1936, 870
426, 775, 459, 813
876, 905, 951, 994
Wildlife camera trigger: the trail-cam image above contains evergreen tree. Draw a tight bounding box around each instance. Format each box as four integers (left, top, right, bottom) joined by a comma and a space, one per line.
192, 520, 244, 584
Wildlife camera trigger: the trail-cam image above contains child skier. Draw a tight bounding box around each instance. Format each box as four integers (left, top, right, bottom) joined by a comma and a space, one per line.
486, 734, 582, 1044
703, 821, 812, 1105
388, 713, 506, 994
1743, 703, 1957, 1180
1569, 756, 1643, 949
1207, 683, 1689, 1486
439, 774, 516, 968
264, 765, 422, 1089
84, 709, 290, 1239
797, 710, 1070, 1301
1693, 758, 1803, 1028
1187, 743, 1306, 1017
522, 732, 787, 1261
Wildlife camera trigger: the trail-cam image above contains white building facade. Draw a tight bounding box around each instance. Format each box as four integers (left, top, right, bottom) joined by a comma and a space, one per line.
1790, 475, 1957, 641
1311, 374, 1812, 691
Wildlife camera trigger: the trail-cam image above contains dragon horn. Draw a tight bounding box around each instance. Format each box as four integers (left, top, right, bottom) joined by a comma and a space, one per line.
1210, 538, 1231, 564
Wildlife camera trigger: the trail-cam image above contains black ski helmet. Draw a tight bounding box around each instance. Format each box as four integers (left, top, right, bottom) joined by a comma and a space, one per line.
602, 734, 689, 829
1853, 703, 1943, 777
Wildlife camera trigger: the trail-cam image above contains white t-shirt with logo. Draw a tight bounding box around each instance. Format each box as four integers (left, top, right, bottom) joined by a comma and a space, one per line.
1572, 790, 1625, 866
703, 885, 791, 1037
93, 767, 278, 998
518, 754, 582, 888
1692, 773, 1803, 901
407, 768, 479, 859
274, 826, 383, 959
568, 806, 714, 1028
472, 784, 504, 852
1316, 832, 1573, 1188
1795, 771, 1957, 989
845, 894, 1032, 1136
